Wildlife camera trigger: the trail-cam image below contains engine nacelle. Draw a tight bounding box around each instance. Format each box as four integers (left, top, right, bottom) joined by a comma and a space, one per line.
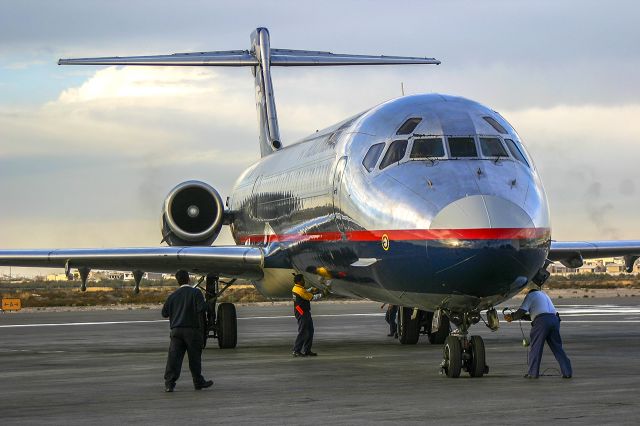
161, 180, 224, 246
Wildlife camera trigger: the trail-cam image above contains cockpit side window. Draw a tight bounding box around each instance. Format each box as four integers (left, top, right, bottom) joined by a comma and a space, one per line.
379, 140, 408, 170
504, 138, 530, 167
479, 137, 508, 157
447, 137, 477, 158
362, 143, 385, 172
396, 118, 422, 135
410, 138, 445, 158
483, 116, 508, 134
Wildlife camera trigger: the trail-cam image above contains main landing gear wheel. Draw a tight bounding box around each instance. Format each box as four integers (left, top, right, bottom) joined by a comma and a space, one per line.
442, 335, 462, 378
398, 306, 420, 345
217, 302, 237, 349
428, 315, 450, 345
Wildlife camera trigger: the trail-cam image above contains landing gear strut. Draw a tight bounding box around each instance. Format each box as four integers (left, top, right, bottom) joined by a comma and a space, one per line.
201, 274, 237, 349
440, 311, 488, 378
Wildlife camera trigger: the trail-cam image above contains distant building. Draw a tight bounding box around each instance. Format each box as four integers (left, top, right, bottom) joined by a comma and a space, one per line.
549, 264, 578, 275
46, 273, 73, 282
577, 264, 597, 274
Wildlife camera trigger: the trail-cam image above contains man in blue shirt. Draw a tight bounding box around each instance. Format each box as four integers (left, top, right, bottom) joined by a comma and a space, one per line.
505, 286, 572, 379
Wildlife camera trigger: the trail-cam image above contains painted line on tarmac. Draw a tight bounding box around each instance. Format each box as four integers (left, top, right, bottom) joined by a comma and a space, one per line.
0, 313, 385, 328
0, 319, 168, 328
238, 313, 384, 320
3, 312, 638, 329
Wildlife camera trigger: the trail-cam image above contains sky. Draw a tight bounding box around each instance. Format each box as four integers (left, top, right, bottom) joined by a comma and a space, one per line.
1, 0, 639, 276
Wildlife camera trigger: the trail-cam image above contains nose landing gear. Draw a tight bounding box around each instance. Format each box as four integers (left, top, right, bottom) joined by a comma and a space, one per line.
440, 311, 489, 378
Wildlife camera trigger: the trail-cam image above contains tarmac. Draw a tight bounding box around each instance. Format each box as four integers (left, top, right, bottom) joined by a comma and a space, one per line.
1, 298, 639, 425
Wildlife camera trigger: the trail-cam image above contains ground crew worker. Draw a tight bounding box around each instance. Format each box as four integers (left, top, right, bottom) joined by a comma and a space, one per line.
381, 304, 398, 337
162, 270, 213, 392
292, 273, 321, 357
505, 286, 573, 379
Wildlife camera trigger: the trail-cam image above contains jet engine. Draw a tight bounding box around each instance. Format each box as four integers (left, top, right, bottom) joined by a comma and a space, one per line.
161, 180, 225, 246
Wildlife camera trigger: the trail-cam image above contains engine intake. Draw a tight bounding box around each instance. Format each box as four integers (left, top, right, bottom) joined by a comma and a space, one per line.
162, 180, 224, 246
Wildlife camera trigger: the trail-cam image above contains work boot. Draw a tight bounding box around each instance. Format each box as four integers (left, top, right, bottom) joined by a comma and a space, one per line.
194, 379, 213, 390
303, 351, 317, 356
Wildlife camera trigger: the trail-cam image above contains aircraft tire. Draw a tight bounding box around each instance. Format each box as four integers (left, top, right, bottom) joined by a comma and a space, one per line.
398, 306, 420, 345
469, 335, 486, 377
217, 303, 237, 349
443, 336, 462, 378
428, 315, 450, 345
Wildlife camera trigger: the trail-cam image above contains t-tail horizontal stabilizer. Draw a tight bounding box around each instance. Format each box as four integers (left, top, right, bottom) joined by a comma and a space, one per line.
58, 27, 440, 157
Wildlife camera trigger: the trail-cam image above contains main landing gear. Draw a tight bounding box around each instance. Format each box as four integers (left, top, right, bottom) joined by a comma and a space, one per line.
201, 274, 238, 349
440, 311, 490, 378
397, 307, 451, 345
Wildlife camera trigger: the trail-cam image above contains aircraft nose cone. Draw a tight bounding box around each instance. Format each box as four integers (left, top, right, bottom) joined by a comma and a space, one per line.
430, 195, 534, 231
427, 195, 543, 299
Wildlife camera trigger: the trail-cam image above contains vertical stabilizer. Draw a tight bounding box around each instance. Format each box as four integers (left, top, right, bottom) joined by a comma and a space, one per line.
251, 28, 282, 157
58, 28, 440, 158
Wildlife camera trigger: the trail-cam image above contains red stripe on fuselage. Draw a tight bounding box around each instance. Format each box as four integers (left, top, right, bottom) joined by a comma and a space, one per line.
237, 228, 550, 245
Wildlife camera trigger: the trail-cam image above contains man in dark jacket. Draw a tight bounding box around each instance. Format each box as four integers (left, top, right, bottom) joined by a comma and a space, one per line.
292, 274, 321, 357
162, 270, 213, 392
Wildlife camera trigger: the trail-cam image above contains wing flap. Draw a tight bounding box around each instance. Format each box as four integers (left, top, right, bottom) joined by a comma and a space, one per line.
0, 246, 264, 280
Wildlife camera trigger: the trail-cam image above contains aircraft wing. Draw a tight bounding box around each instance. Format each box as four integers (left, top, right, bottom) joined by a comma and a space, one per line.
549, 241, 640, 270
0, 246, 264, 280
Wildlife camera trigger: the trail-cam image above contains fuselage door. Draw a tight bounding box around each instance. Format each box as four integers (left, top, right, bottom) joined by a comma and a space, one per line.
332, 156, 348, 233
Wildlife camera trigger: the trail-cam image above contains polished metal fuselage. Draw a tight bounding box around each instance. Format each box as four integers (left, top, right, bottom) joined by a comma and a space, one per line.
228, 94, 551, 313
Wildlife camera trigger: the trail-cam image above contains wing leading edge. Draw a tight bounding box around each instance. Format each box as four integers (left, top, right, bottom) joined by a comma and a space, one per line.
549, 240, 640, 271
0, 246, 264, 280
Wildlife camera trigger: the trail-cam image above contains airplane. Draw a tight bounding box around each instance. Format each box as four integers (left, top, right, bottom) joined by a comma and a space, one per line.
2, 27, 640, 378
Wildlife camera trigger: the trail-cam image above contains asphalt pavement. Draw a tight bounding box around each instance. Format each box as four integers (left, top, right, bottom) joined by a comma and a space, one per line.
1, 298, 639, 425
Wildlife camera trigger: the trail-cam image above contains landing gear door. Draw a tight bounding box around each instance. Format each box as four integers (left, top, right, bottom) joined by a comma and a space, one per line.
332, 156, 348, 233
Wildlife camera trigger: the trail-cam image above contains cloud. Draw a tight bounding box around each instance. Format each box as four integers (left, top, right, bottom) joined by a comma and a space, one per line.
1, 56, 640, 254
502, 104, 640, 240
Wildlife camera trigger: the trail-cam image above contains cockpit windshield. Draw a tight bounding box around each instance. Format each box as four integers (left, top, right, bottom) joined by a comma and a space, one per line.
448, 137, 477, 158
363, 135, 531, 174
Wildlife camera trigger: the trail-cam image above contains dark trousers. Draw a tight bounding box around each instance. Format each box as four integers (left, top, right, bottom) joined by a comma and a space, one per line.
528, 313, 573, 377
164, 327, 205, 386
385, 305, 398, 335
293, 314, 314, 353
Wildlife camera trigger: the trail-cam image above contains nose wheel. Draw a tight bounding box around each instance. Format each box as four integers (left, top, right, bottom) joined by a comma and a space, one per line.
440, 311, 489, 378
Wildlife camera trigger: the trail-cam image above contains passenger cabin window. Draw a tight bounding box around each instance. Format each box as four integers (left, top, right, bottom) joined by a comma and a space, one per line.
483, 116, 508, 134
504, 139, 530, 167
362, 143, 385, 172
479, 137, 508, 157
448, 137, 478, 158
379, 140, 408, 169
410, 138, 444, 158
396, 117, 422, 135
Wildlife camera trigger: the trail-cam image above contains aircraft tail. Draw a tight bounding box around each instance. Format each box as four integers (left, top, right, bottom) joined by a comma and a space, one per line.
59, 28, 440, 157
